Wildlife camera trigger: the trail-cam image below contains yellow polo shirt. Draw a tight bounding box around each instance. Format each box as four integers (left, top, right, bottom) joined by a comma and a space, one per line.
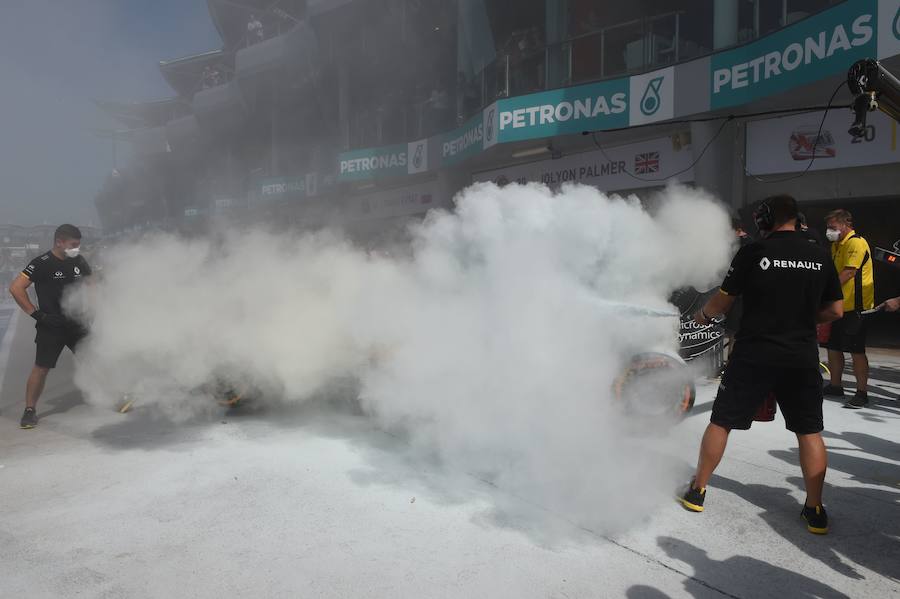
831, 230, 874, 311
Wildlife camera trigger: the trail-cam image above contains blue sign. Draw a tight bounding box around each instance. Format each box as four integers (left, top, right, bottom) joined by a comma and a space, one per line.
495, 78, 629, 143
438, 113, 484, 167
259, 177, 307, 200
711, 0, 877, 109
338, 144, 408, 181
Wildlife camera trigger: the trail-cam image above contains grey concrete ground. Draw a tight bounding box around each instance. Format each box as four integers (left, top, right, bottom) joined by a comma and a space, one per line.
0, 307, 898, 598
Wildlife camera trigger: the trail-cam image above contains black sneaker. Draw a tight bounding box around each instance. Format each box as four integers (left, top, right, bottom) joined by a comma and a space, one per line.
801, 504, 829, 534
822, 384, 845, 397
679, 480, 706, 512
19, 408, 37, 429
843, 391, 869, 409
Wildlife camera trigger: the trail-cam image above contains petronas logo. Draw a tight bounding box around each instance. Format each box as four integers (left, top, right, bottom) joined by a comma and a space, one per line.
894, 7, 900, 40
640, 77, 664, 116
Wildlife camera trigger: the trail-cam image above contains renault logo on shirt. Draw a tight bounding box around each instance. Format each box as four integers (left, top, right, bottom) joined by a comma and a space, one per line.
759, 257, 823, 271
773, 259, 823, 271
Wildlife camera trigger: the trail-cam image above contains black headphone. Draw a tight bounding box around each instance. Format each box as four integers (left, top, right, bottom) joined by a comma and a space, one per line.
753, 200, 774, 232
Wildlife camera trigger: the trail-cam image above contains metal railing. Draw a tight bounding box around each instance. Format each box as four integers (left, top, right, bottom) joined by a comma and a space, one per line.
347, 9, 718, 145
455, 11, 694, 123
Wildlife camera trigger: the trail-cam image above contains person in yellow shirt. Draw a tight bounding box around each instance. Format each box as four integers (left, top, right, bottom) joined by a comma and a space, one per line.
822, 209, 875, 409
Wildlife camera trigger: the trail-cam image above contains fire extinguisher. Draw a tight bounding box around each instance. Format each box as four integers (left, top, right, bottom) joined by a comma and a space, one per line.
754, 392, 777, 422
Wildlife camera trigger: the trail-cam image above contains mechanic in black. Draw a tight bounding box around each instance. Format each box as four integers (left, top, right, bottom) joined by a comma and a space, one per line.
679, 195, 844, 535
796, 212, 826, 247
8, 224, 92, 429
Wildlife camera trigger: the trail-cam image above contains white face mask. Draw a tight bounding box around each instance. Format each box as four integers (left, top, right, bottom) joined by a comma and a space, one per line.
825, 228, 841, 242
64, 247, 81, 258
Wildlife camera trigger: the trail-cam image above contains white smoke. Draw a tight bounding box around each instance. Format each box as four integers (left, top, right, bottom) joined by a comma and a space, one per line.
69, 182, 733, 532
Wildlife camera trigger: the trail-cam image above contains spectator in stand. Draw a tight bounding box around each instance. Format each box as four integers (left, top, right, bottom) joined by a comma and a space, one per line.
822, 209, 875, 409
201, 66, 214, 89
209, 65, 223, 86
248, 14, 264, 45
528, 27, 545, 91
427, 84, 450, 134
456, 72, 479, 122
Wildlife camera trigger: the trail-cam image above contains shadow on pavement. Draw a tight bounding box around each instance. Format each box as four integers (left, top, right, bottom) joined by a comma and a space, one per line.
868, 365, 900, 385
89, 407, 204, 451
865, 384, 898, 402
38, 388, 86, 420
625, 585, 673, 598
711, 473, 900, 584
658, 536, 851, 599
770, 444, 900, 492
709, 475, 864, 580
822, 430, 900, 464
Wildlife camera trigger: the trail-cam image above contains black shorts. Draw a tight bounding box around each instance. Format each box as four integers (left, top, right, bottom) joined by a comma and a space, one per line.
34, 324, 86, 369
822, 312, 868, 354
711, 358, 823, 434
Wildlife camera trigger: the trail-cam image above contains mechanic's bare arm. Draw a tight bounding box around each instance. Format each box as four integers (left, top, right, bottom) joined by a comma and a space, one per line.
9, 274, 36, 316
817, 299, 844, 324
881, 296, 899, 312
694, 289, 736, 325
838, 267, 856, 285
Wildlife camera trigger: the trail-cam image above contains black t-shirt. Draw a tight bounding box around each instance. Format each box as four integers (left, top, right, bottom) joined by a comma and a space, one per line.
22, 251, 92, 316
720, 230, 842, 368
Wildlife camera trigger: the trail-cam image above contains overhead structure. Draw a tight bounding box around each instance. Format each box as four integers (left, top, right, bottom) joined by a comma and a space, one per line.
159, 49, 230, 98
848, 58, 900, 136
94, 98, 190, 129
234, 20, 318, 107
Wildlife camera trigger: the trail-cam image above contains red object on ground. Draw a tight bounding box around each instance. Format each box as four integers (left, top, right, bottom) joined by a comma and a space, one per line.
817, 322, 831, 344
754, 393, 777, 422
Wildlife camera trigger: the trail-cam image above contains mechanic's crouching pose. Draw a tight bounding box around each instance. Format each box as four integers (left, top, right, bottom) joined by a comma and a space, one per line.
681, 195, 844, 534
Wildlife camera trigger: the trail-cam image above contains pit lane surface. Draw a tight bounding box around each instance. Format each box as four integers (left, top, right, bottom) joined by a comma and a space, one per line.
0, 311, 897, 598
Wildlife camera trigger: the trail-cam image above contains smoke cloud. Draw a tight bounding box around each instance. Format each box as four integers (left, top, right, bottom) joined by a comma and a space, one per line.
69, 182, 733, 532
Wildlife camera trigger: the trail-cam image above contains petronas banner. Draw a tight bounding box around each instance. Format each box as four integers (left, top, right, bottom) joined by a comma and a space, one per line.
335, 0, 900, 182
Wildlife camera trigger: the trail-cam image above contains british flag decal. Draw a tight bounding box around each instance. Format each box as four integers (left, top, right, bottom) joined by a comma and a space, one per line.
634, 152, 660, 174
